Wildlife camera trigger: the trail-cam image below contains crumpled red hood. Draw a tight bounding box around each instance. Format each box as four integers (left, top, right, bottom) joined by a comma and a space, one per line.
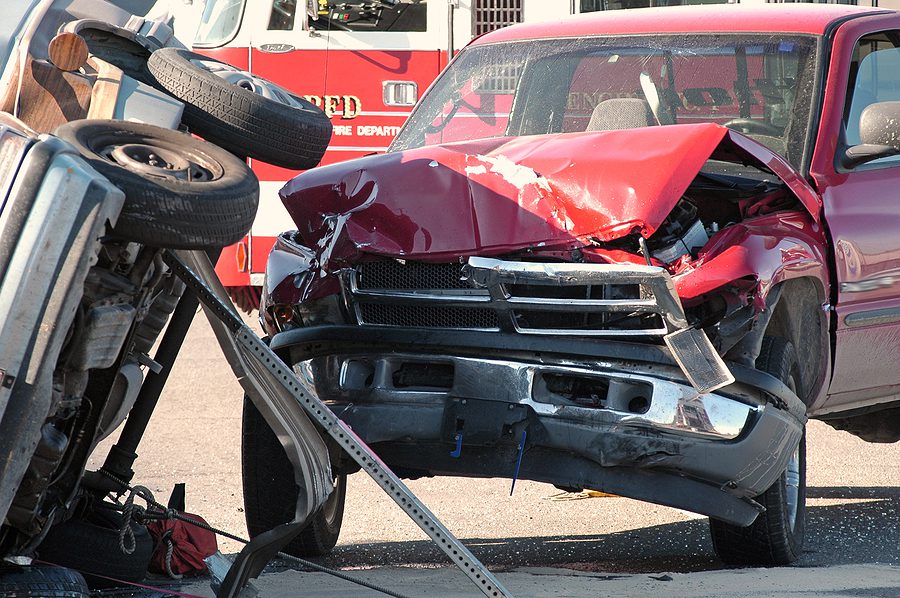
280, 123, 819, 261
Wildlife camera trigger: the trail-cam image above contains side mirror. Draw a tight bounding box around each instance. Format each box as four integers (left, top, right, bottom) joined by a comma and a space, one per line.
843, 101, 900, 168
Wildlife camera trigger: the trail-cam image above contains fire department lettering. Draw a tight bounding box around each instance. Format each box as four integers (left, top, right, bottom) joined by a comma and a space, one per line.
357, 125, 402, 137
303, 95, 361, 119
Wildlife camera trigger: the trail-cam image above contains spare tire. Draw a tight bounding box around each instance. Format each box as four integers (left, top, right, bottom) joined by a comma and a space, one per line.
54, 119, 258, 249
147, 47, 332, 170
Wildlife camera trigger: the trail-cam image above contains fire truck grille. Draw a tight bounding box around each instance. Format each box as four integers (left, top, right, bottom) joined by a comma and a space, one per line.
474, 0, 524, 36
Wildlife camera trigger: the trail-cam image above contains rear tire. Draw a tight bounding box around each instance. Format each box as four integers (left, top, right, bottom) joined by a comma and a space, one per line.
147, 48, 332, 170
241, 396, 346, 557
710, 337, 807, 566
54, 119, 259, 249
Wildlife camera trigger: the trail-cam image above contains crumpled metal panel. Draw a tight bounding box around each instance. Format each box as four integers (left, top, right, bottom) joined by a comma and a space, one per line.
177, 250, 333, 527
280, 124, 819, 271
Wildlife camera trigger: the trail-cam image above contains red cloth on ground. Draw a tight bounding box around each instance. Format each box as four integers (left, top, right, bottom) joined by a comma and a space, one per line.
146, 512, 218, 576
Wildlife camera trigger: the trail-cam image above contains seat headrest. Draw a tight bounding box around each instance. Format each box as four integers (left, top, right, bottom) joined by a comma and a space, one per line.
586, 98, 655, 131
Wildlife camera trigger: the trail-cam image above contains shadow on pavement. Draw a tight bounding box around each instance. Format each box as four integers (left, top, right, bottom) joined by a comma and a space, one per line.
314, 487, 899, 573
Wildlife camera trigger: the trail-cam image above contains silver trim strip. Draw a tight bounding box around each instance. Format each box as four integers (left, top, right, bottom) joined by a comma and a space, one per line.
844, 306, 900, 328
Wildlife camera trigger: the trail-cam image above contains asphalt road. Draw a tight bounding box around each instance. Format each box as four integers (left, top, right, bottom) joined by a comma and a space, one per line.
88, 311, 900, 596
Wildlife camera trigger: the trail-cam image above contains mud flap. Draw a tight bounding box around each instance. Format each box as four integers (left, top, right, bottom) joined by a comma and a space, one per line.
664, 328, 735, 394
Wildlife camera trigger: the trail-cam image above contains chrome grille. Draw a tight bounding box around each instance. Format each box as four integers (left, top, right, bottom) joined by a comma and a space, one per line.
359, 304, 499, 329
345, 258, 687, 336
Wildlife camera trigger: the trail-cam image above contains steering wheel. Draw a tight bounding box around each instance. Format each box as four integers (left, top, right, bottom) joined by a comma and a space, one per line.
724, 118, 783, 136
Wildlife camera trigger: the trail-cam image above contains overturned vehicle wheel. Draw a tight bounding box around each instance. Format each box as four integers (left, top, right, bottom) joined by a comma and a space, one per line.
241, 397, 346, 557
147, 48, 332, 170
709, 337, 807, 566
54, 120, 258, 250
36, 505, 153, 588
0, 564, 89, 598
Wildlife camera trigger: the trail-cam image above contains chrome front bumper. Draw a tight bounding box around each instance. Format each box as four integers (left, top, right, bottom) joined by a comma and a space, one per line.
300, 354, 753, 441
276, 325, 806, 526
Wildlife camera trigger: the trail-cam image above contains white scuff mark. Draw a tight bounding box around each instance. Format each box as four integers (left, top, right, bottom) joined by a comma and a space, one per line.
467, 154, 551, 193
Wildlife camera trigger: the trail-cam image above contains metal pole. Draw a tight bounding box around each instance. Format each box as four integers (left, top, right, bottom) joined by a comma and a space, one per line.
447, 0, 457, 63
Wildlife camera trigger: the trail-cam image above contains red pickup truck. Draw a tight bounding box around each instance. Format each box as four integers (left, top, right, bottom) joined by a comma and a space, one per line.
249, 4, 900, 567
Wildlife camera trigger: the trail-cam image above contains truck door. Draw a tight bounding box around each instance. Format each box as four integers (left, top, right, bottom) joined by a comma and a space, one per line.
813, 18, 900, 415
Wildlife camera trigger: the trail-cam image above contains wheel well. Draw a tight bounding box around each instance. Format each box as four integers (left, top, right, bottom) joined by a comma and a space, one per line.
764, 277, 830, 407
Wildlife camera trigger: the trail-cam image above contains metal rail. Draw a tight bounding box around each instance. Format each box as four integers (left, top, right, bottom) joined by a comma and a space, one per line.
163, 250, 513, 598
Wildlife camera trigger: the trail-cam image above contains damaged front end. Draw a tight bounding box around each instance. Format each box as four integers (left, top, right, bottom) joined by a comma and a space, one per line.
262, 124, 828, 525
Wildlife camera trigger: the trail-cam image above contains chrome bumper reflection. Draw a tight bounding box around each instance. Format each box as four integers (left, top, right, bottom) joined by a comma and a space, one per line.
296, 353, 755, 440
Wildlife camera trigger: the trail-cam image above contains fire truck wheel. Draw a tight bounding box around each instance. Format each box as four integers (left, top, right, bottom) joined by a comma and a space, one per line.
147, 48, 333, 170
241, 396, 346, 557
54, 119, 259, 250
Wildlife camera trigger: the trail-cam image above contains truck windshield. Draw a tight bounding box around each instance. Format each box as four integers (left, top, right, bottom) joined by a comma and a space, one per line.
194, 0, 246, 47
392, 34, 820, 171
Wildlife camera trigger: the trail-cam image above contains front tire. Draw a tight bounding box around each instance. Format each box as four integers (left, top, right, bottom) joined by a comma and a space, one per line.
241, 396, 346, 557
710, 337, 807, 566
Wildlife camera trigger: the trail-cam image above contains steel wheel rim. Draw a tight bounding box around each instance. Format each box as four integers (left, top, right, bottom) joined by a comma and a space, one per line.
785, 444, 801, 531
784, 373, 801, 532
190, 59, 308, 109
321, 476, 342, 524
93, 133, 222, 183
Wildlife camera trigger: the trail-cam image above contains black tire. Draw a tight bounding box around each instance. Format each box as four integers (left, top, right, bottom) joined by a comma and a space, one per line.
0, 565, 89, 597
147, 47, 332, 170
710, 337, 807, 566
36, 506, 153, 588
54, 119, 259, 250
242, 396, 346, 557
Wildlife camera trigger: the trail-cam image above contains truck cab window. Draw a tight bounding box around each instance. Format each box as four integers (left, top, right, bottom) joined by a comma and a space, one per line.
309, 1, 427, 32
845, 32, 900, 152
194, 0, 246, 47
268, 0, 297, 30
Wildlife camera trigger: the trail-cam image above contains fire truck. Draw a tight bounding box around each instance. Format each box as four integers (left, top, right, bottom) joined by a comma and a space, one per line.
183, 0, 893, 309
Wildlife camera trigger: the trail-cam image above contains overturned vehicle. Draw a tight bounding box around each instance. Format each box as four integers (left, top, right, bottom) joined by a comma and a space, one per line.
247, 5, 900, 566
0, 0, 332, 590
